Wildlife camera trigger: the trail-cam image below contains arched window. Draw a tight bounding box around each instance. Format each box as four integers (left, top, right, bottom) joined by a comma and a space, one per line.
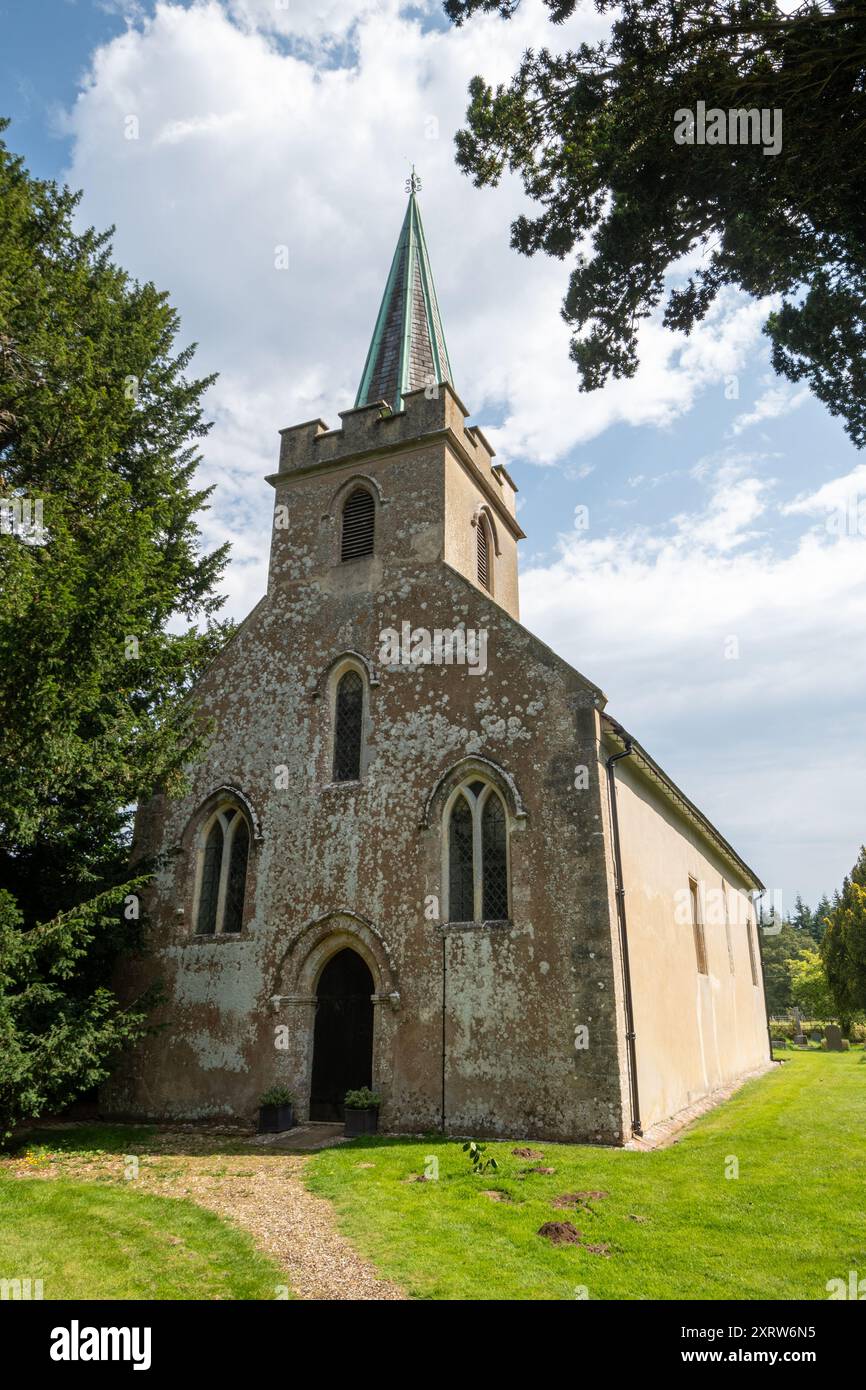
476, 516, 491, 591
333, 669, 364, 782
444, 779, 510, 923
481, 792, 508, 919
448, 794, 475, 922
341, 487, 375, 561
194, 805, 251, 934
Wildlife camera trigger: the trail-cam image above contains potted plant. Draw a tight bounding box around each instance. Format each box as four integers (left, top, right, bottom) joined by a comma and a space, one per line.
258, 1086, 295, 1133
343, 1087, 381, 1137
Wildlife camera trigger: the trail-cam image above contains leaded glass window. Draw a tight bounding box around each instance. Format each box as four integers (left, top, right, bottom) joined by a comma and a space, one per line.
448, 795, 475, 922
445, 780, 510, 923
481, 793, 508, 920
223, 817, 250, 935
194, 804, 250, 935
333, 670, 364, 782
196, 819, 223, 935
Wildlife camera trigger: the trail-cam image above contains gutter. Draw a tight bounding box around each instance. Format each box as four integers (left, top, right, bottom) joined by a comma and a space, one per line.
601, 713, 764, 893
605, 740, 643, 1139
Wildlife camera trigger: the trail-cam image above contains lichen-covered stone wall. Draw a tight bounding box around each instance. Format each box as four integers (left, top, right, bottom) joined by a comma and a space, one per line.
104, 400, 629, 1143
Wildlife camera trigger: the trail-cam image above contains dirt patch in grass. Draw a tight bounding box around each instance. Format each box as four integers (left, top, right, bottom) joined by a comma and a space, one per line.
511, 1147, 544, 1159
537, 1221, 581, 1245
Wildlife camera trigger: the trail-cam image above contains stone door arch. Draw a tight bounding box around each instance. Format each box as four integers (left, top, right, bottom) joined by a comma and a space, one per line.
272, 911, 400, 1124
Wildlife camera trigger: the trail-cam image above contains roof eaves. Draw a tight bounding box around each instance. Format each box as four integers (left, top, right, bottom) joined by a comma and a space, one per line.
602, 712, 764, 892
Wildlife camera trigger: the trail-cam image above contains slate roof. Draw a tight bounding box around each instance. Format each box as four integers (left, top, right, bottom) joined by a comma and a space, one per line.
355, 191, 453, 413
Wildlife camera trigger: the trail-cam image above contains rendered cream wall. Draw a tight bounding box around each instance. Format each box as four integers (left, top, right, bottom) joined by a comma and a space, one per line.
443, 445, 520, 619
609, 757, 770, 1132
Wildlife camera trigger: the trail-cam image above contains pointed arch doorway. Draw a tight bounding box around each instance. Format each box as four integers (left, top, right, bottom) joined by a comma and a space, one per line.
309, 948, 375, 1121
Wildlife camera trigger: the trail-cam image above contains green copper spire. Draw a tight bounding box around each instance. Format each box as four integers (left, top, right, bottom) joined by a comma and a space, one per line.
355, 175, 453, 413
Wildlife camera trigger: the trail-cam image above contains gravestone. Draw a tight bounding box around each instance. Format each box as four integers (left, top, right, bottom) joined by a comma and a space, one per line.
811, 1030, 822, 1043
825, 1024, 844, 1051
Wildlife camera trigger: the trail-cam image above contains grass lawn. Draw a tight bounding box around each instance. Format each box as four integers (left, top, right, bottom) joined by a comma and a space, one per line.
305, 1050, 866, 1300
0, 1130, 286, 1300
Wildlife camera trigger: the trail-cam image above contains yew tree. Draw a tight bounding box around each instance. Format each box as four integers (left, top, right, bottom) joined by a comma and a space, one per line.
446, 0, 866, 445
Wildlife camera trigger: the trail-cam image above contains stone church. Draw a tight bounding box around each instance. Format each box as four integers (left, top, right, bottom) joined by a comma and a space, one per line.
107, 186, 771, 1144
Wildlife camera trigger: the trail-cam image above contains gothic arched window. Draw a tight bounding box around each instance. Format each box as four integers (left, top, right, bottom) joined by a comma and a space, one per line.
194, 804, 251, 935
444, 779, 510, 923
341, 487, 375, 561
476, 516, 491, 592
333, 668, 364, 782
448, 794, 475, 922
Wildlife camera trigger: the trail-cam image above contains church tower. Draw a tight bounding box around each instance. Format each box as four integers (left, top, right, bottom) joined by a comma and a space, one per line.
266, 180, 524, 620
110, 176, 769, 1149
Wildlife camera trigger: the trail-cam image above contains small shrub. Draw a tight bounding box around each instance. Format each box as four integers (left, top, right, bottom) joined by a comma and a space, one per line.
462, 1140, 498, 1175
259, 1087, 294, 1108
344, 1087, 381, 1110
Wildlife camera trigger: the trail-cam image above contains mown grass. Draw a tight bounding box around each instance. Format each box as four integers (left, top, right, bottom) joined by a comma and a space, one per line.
0, 1125, 287, 1300
305, 1051, 866, 1300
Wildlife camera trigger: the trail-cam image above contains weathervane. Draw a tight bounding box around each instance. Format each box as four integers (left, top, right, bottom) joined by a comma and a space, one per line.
405, 164, 422, 195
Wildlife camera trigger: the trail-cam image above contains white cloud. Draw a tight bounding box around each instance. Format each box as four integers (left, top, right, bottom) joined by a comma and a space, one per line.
730, 379, 810, 436
482, 290, 772, 467
57, 0, 866, 903
521, 453, 866, 900
783, 463, 866, 525
61, 0, 772, 601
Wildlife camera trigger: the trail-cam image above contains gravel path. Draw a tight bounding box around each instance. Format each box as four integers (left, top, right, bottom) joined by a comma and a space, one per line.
4, 1131, 406, 1302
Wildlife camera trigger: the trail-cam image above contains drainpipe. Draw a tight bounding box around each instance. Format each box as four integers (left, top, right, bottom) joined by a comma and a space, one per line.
752, 889, 774, 1062
605, 740, 643, 1138
440, 931, 447, 1134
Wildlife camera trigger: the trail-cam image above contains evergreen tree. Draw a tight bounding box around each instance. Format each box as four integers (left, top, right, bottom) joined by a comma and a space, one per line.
0, 885, 156, 1142
822, 847, 866, 1030
759, 920, 804, 1015
0, 123, 230, 1132
447, 0, 866, 446
810, 893, 833, 943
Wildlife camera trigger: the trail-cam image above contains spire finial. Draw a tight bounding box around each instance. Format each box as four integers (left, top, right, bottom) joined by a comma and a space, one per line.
405, 164, 422, 195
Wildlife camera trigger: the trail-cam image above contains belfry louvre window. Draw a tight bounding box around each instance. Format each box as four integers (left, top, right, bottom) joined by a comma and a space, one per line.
333, 669, 364, 781
445, 779, 510, 923
477, 519, 491, 591
341, 487, 375, 561
195, 805, 250, 935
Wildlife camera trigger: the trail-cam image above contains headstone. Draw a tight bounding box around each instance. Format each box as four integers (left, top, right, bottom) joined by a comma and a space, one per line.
794, 1032, 808, 1045
825, 1024, 844, 1051
810, 1030, 822, 1043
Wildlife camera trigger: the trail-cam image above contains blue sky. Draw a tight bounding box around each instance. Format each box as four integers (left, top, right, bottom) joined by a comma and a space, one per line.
3, 0, 864, 911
